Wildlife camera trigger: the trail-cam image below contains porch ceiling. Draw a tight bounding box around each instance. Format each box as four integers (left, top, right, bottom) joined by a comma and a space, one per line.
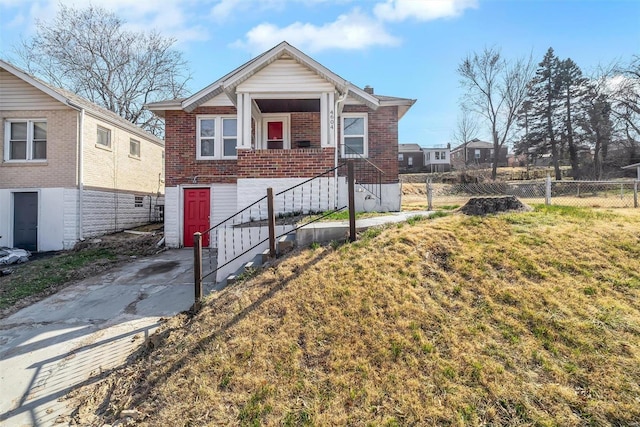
255, 98, 320, 113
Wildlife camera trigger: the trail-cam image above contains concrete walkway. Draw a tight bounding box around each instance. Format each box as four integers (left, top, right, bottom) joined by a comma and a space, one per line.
297, 210, 433, 246
0, 249, 200, 427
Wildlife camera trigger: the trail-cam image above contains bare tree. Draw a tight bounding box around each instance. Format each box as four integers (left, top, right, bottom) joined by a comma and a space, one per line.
15, 4, 190, 136
458, 47, 534, 179
452, 108, 479, 166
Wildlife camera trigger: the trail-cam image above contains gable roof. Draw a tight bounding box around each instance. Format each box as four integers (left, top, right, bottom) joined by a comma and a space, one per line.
0, 60, 164, 146
399, 143, 423, 152
146, 41, 416, 119
451, 139, 494, 152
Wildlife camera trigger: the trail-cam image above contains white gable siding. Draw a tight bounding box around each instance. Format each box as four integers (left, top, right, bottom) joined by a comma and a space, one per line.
201, 93, 234, 107
237, 59, 335, 93
0, 70, 67, 110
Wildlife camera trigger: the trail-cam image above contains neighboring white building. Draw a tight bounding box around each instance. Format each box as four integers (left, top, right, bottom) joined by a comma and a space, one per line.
423, 145, 451, 173
0, 60, 165, 251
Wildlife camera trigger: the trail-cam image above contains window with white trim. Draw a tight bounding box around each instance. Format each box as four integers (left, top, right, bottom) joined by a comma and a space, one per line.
4, 119, 47, 161
398, 153, 404, 161
130, 138, 140, 158
197, 115, 237, 159
435, 151, 440, 160
341, 113, 367, 158
475, 149, 481, 159
97, 126, 111, 148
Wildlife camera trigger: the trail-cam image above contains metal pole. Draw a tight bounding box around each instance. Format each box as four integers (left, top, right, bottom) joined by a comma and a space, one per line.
426, 178, 433, 211
545, 174, 552, 205
193, 232, 202, 311
634, 180, 638, 208
348, 160, 356, 242
267, 187, 276, 257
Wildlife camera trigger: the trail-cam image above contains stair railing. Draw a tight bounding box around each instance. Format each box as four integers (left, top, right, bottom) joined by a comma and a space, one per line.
193, 162, 356, 308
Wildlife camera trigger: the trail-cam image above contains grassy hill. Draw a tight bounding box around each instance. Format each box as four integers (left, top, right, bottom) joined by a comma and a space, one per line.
75, 206, 640, 426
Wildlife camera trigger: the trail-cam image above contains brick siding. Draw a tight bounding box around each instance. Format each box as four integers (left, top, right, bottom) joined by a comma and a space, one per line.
237, 148, 334, 178
290, 112, 320, 148
165, 105, 400, 185
340, 105, 399, 184
165, 107, 239, 186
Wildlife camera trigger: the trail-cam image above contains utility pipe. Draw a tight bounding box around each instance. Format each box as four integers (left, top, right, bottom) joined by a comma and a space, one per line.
68, 101, 85, 240
333, 90, 348, 208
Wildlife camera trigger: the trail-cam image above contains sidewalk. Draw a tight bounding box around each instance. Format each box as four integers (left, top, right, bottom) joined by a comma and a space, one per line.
0, 249, 196, 427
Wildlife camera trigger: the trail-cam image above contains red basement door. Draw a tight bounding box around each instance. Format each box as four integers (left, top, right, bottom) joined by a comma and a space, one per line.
184, 188, 210, 247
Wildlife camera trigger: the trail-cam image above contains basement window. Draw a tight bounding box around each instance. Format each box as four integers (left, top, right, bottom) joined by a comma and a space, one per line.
134, 196, 144, 207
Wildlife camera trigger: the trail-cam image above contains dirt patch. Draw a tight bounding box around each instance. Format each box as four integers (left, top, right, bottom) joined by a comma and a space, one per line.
460, 196, 531, 215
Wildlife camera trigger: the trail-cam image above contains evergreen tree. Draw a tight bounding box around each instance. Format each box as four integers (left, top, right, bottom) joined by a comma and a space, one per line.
519, 48, 564, 179
558, 58, 591, 179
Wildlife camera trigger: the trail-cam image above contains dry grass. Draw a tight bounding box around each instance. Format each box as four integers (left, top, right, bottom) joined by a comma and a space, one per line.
74, 207, 640, 426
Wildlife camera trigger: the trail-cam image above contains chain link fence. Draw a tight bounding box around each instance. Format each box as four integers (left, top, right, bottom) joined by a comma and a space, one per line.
424, 179, 639, 209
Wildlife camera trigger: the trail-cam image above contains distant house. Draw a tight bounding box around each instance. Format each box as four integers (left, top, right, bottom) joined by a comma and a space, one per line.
423, 145, 451, 173
398, 143, 424, 172
0, 60, 165, 252
451, 139, 508, 169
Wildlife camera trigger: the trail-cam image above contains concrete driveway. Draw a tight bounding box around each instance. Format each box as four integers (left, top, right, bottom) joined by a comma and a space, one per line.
0, 249, 203, 427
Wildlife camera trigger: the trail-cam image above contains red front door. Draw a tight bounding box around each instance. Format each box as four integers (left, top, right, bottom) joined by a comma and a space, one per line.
184, 188, 210, 247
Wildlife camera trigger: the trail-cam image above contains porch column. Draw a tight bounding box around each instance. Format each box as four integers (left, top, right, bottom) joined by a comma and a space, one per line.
236, 92, 252, 149
321, 91, 335, 148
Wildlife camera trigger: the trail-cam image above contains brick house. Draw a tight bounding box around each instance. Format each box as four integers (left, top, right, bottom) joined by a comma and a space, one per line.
147, 42, 415, 248
450, 139, 508, 169
398, 143, 424, 173
0, 60, 164, 251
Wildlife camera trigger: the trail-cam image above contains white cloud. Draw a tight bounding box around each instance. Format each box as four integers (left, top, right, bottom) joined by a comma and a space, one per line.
2, 0, 211, 44
374, 0, 478, 22
234, 9, 400, 53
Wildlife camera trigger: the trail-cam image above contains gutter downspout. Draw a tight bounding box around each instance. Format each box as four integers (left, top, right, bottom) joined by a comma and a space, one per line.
334, 90, 348, 208
68, 101, 85, 240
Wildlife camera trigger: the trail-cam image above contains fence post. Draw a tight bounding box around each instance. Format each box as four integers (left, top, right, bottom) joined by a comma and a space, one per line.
267, 187, 276, 257
545, 174, 552, 205
348, 160, 356, 242
426, 178, 433, 211
193, 232, 202, 311
634, 180, 638, 208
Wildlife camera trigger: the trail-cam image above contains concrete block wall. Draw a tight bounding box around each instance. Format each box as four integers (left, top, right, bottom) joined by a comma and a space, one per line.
81, 189, 162, 238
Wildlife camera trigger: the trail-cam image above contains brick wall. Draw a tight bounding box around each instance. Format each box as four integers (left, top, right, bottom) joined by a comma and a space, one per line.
290, 112, 320, 148
0, 109, 78, 188
165, 107, 239, 186
82, 114, 164, 195
340, 105, 399, 184
237, 148, 334, 178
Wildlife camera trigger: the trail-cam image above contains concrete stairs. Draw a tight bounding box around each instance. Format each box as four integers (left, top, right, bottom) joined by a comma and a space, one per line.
225, 233, 296, 285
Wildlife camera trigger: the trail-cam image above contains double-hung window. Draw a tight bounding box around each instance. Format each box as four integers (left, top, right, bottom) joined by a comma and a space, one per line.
130, 138, 140, 158
97, 126, 111, 148
4, 119, 47, 161
197, 116, 237, 159
341, 113, 367, 158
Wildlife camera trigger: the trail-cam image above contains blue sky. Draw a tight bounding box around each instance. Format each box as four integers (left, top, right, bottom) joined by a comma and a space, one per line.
0, 0, 638, 147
